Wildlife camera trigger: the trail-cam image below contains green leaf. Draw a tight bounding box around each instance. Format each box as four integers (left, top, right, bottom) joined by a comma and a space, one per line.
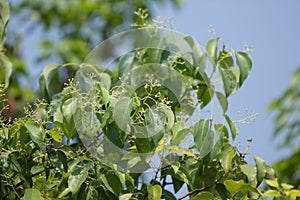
114, 98, 133, 132
194, 119, 213, 156
162, 105, 174, 130
68, 167, 89, 194
265, 179, 279, 188
225, 115, 237, 141
57, 150, 68, 172
147, 184, 162, 200
289, 189, 300, 197
219, 144, 236, 172
224, 179, 244, 195
216, 92, 228, 113
281, 183, 294, 190
206, 38, 219, 67
235, 52, 252, 87
39, 64, 61, 102
197, 84, 214, 108
218, 49, 234, 68
162, 189, 177, 200
24, 189, 42, 200
190, 191, 215, 200
119, 193, 133, 200
264, 190, 279, 197
254, 155, 267, 186
0, 54, 12, 89
61, 95, 79, 140
25, 121, 45, 150
219, 67, 239, 97
0, 0, 10, 46
239, 164, 257, 187
101, 173, 122, 197
47, 127, 62, 142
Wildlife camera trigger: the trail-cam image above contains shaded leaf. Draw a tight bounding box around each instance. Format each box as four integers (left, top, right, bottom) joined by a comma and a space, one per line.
216, 92, 228, 113
68, 167, 89, 194
225, 115, 237, 141
0, 54, 12, 89
101, 173, 122, 197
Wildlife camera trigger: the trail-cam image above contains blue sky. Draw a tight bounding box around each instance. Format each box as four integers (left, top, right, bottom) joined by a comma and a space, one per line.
153, 0, 300, 164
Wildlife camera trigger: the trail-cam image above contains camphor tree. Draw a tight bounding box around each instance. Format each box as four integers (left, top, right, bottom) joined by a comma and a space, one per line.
4, 0, 181, 118
1, 0, 300, 199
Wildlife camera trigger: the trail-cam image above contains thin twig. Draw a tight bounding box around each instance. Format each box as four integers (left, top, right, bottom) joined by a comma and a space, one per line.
178, 186, 210, 200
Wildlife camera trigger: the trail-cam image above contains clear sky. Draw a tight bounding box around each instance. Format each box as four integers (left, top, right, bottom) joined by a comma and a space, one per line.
153, 0, 300, 164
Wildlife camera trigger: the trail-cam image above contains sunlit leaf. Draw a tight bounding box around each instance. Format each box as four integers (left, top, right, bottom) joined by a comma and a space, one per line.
240, 164, 257, 187
254, 155, 267, 186
224, 179, 244, 195
235, 51, 252, 87
147, 184, 162, 200
264, 190, 279, 197
265, 180, 279, 188
24, 189, 42, 200
206, 38, 219, 67
219, 144, 236, 172
119, 193, 133, 200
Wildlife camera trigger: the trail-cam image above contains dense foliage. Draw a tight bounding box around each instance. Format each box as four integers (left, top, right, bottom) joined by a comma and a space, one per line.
4, 0, 181, 118
1, 0, 300, 199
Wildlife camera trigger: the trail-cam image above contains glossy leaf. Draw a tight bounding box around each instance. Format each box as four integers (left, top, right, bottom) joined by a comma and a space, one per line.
219, 144, 236, 172
236, 52, 252, 87
147, 184, 162, 200
219, 67, 239, 97
101, 173, 122, 196
240, 164, 257, 187
25, 121, 45, 150
264, 190, 279, 197
224, 179, 244, 195
265, 179, 279, 188
218, 49, 234, 68
197, 83, 214, 108
254, 155, 267, 186
194, 119, 210, 151
206, 38, 219, 67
